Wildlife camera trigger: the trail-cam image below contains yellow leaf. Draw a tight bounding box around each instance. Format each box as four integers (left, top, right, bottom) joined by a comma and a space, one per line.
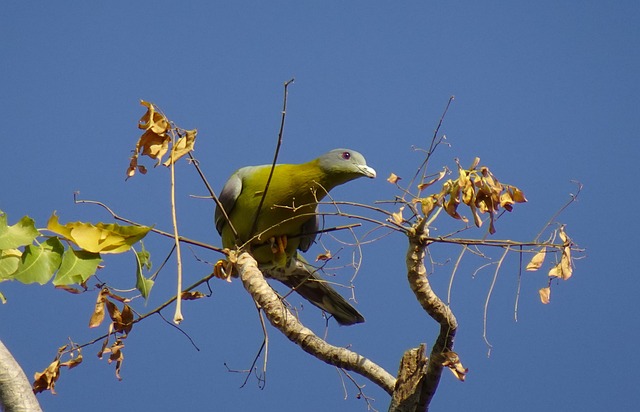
138, 100, 169, 134
163, 129, 197, 167
526, 248, 546, 271
391, 207, 404, 224
417, 195, 437, 218
462, 182, 475, 206
560, 252, 572, 280
510, 186, 528, 203
548, 263, 563, 279
139, 129, 171, 164
500, 191, 514, 212
539, 287, 551, 304
387, 173, 401, 184
469, 157, 480, 170
47, 213, 151, 254
418, 168, 447, 191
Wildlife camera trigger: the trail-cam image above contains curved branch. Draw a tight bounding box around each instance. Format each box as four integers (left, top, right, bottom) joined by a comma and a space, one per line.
235, 251, 396, 395
402, 219, 458, 411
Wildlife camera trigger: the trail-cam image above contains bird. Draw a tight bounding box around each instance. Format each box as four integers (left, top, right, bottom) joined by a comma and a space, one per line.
214, 148, 376, 325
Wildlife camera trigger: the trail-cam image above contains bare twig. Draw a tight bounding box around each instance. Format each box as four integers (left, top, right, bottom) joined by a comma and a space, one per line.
250, 78, 295, 238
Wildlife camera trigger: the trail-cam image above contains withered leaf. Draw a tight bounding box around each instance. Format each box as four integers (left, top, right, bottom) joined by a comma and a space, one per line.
500, 191, 514, 212
89, 288, 109, 328
163, 129, 197, 167
418, 168, 447, 191
390, 206, 405, 225
138, 100, 169, 134
548, 263, 563, 279
526, 248, 546, 271
181, 290, 207, 301
33, 360, 61, 394
539, 287, 551, 304
386, 173, 401, 184
315, 250, 332, 261
441, 351, 468, 382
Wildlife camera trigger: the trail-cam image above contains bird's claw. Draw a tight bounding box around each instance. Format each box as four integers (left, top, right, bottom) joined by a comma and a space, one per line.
269, 235, 288, 267
213, 259, 233, 282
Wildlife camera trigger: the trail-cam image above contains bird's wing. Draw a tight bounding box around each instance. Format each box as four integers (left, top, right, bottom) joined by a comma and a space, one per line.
298, 208, 320, 252
215, 169, 243, 235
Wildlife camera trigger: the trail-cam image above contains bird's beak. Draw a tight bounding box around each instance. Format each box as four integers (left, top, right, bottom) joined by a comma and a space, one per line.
359, 165, 376, 179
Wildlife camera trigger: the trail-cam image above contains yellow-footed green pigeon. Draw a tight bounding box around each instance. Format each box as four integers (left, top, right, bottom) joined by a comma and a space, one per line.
215, 149, 376, 325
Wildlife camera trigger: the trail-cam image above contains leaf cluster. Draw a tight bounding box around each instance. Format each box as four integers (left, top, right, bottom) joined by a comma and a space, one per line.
0, 210, 152, 302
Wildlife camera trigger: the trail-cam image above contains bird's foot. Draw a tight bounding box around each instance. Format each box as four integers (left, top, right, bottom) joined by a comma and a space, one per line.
213, 259, 234, 282
269, 235, 288, 268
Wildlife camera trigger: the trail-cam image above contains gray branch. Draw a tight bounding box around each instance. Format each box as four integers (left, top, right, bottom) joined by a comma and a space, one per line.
0, 340, 42, 412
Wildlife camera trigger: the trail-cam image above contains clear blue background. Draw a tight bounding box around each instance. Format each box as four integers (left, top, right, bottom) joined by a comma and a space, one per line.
1, 2, 638, 411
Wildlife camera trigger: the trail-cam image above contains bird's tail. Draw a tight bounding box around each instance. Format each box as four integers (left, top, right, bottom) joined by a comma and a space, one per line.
265, 258, 365, 326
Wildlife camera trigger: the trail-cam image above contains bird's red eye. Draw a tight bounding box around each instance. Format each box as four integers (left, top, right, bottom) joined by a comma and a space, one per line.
342, 151, 351, 160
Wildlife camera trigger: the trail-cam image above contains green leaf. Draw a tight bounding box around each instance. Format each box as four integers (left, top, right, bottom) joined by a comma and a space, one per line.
13, 237, 64, 284
53, 249, 102, 286
47, 212, 152, 254
0, 212, 40, 249
134, 247, 154, 300
0, 249, 21, 279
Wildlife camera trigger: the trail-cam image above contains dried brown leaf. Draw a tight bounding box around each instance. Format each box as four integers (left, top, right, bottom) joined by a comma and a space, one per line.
387, 173, 401, 184
315, 250, 332, 261
526, 248, 546, 271
418, 168, 447, 191
539, 287, 551, 304
89, 288, 109, 328
33, 360, 61, 394
181, 290, 207, 300
441, 351, 468, 382
138, 100, 169, 134
390, 206, 405, 224
163, 129, 197, 166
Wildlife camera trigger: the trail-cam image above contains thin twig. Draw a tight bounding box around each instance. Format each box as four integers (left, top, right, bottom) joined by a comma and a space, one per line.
188, 152, 238, 240
483, 247, 509, 357
249, 78, 295, 238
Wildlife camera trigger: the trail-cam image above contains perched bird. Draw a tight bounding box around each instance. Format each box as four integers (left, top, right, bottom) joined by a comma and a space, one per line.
215, 149, 376, 325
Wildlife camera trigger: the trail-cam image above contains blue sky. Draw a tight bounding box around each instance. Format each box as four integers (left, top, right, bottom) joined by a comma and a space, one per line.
1, 1, 639, 411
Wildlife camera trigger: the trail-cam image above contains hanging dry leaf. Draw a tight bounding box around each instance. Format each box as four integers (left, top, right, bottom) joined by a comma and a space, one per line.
387, 173, 401, 184
441, 351, 468, 382
163, 129, 197, 166
89, 288, 109, 328
548, 263, 563, 279
138, 100, 169, 134
539, 287, 551, 304
526, 248, 546, 271
418, 168, 447, 191
181, 290, 207, 300
33, 359, 61, 394
500, 191, 514, 212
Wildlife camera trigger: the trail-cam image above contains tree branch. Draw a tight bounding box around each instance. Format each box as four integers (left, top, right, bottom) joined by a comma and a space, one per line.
396, 218, 458, 411
235, 251, 396, 395
0, 340, 43, 412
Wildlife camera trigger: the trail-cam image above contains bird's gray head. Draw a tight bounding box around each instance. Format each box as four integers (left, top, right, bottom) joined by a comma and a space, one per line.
317, 149, 376, 180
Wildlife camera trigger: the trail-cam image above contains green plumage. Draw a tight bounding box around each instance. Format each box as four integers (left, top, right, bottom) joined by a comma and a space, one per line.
215, 149, 375, 325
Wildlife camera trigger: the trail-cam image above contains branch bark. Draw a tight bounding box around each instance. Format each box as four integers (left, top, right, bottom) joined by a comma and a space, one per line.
389, 219, 458, 412
235, 251, 396, 395
0, 340, 43, 412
